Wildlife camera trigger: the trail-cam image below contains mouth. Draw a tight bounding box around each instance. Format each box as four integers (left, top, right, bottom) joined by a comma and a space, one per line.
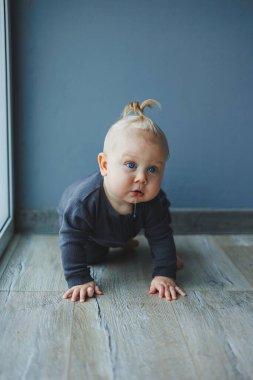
130, 190, 144, 198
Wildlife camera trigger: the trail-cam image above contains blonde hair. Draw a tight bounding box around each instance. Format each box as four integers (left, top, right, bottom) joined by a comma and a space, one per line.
104, 99, 169, 158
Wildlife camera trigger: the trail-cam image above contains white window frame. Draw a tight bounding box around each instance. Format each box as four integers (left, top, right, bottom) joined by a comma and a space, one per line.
0, 0, 13, 258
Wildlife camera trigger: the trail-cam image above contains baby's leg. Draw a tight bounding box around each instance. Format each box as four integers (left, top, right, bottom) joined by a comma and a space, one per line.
86, 241, 109, 264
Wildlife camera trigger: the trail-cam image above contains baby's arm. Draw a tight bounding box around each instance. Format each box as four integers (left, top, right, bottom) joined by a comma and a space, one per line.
144, 191, 186, 300
149, 276, 186, 301
59, 200, 96, 294
63, 280, 103, 302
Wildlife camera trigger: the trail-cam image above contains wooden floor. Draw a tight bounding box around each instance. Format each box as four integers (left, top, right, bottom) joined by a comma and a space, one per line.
0, 234, 253, 380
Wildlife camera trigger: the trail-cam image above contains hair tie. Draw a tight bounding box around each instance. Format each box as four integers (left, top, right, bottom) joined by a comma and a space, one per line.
130, 101, 142, 114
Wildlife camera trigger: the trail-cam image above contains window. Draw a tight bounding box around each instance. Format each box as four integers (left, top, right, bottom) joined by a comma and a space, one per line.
0, 0, 13, 258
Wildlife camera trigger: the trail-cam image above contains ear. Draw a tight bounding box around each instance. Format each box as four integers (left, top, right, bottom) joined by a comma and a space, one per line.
98, 152, 108, 176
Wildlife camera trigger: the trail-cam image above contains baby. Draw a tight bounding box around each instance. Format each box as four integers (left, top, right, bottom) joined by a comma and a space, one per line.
58, 99, 186, 302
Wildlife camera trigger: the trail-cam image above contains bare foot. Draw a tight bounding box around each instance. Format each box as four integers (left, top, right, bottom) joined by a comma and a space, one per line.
123, 239, 139, 250
176, 255, 184, 271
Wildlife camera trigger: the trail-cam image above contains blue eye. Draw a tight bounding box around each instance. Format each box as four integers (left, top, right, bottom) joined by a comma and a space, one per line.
126, 162, 137, 169
148, 166, 157, 174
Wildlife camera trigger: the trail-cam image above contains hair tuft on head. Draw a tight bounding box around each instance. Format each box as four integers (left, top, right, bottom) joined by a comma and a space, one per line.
122, 99, 161, 118
103, 98, 169, 159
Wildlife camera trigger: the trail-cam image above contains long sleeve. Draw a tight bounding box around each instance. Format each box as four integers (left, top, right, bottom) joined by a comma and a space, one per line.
59, 199, 94, 287
143, 191, 177, 280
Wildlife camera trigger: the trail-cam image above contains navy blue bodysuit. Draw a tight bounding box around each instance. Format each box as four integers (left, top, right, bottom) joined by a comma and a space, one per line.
58, 172, 177, 288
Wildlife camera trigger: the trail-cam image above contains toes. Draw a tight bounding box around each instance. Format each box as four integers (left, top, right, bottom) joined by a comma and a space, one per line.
176, 256, 184, 271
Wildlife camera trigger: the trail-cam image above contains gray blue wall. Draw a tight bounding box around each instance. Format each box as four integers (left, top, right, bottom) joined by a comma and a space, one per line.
11, 0, 253, 209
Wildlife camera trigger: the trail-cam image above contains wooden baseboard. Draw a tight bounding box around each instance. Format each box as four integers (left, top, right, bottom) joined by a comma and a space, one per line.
15, 209, 60, 234
171, 209, 253, 234
15, 208, 253, 234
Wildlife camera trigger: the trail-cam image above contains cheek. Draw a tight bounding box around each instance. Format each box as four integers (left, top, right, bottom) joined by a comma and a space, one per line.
148, 176, 162, 192
108, 171, 129, 192
106, 163, 134, 190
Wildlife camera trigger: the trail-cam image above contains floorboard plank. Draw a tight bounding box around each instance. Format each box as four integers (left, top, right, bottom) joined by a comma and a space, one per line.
214, 235, 253, 247
78, 282, 198, 380
67, 252, 197, 379
0, 291, 73, 380
213, 235, 253, 286
90, 237, 152, 289
69, 299, 115, 379
0, 234, 21, 279
1, 234, 253, 380
172, 290, 253, 380
1, 234, 251, 294
175, 236, 252, 291
0, 234, 66, 291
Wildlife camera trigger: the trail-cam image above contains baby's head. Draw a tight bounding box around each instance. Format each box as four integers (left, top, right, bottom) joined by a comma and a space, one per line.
103, 99, 169, 159
98, 99, 170, 213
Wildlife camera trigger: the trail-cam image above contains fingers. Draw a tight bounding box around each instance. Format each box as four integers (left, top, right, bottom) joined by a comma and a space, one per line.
165, 287, 172, 301
175, 286, 187, 297
149, 279, 187, 302
157, 285, 176, 300
167, 285, 187, 300
86, 286, 94, 298
63, 288, 73, 299
165, 285, 187, 301
170, 286, 177, 300
149, 285, 157, 294
158, 285, 165, 298
63, 283, 103, 303
71, 288, 81, 302
95, 285, 103, 295
79, 287, 86, 303
150, 284, 174, 300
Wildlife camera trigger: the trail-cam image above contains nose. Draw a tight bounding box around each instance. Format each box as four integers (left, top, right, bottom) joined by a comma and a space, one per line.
134, 169, 148, 185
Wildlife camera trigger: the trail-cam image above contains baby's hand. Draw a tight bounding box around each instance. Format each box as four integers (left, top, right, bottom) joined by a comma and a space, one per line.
63, 281, 103, 303
149, 276, 186, 301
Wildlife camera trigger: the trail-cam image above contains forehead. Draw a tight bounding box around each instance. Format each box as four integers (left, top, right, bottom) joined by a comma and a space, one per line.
113, 128, 166, 160
117, 127, 160, 146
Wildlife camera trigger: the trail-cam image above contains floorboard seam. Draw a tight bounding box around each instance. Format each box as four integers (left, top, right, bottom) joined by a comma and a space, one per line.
66, 301, 75, 380
92, 266, 116, 379
171, 299, 201, 380
94, 297, 116, 379
0, 290, 66, 293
